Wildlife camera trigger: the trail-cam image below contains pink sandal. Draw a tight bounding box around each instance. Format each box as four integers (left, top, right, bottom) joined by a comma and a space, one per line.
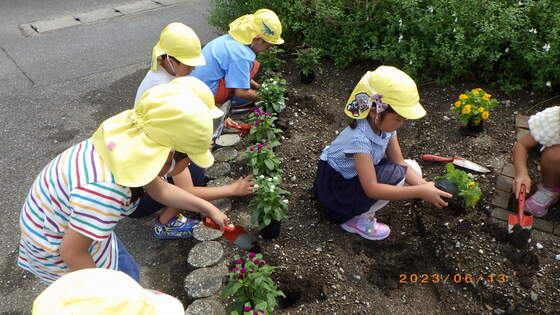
525, 186, 560, 217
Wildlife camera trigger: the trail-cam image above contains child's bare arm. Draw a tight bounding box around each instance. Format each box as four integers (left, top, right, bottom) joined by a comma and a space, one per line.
385, 137, 425, 186
59, 229, 95, 271
512, 132, 539, 198
173, 168, 254, 200
355, 153, 450, 208
144, 177, 228, 230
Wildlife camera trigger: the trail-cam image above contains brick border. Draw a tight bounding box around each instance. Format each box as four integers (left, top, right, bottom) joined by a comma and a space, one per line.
490, 114, 560, 235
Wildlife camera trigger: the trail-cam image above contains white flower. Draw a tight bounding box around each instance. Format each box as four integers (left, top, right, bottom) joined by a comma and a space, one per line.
270, 185, 275, 190
504, 47, 509, 53
398, 19, 402, 27
259, 175, 265, 179
453, 27, 456, 33
273, 176, 279, 181
254, 184, 259, 189
454, 17, 458, 23
267, 177, 272, 181
428, 6, 434, 13
543, 43, 551, 52
528, 28, 538, 34
398, 34, 403, 43
409, 60, 413, 65
545, 81, 551, 87
283, 199, 289, 204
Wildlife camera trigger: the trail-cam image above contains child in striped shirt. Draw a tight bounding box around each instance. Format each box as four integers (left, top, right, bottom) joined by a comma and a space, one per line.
18, 78, 226, 284
314, 66, 451, 241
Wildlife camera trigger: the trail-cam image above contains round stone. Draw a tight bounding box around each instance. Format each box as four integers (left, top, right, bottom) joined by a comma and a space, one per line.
215, 134, 241, 147
210, 198, 232, 213
207, 177, 234, 187
213, 147, 239, 162
185, 299, 226, 315
187, 241, 224, 268
184, 264, 227, 299
193, 224, 223, 241
206, 162, 231, 179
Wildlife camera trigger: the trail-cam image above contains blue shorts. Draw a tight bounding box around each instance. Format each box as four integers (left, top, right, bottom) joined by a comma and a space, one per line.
314, 159, 407, 224
115, 236, 139, 283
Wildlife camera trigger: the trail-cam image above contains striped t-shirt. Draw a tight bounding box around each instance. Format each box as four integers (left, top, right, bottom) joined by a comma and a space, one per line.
18, 139, 138, 283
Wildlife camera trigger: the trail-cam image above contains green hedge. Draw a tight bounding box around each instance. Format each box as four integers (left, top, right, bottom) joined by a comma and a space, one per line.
208, 0, 559, 93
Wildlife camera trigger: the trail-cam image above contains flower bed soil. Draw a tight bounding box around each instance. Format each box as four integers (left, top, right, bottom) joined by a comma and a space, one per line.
225, 60, 560, 314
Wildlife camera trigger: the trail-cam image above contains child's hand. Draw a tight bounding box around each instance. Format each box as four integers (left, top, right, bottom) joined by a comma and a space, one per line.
513, 175, 531, 199
229, 175, 255, 196
420, 182, 452, 208
208, 208, 229, 232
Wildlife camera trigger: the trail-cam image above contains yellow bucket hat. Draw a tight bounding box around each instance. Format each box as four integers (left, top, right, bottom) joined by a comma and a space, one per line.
344, 66, 426, 120
169, 76, 223, 119
228, 9, 284, 45
33, 268, 184, 315
151, 22, 205, 72
92, 81, 214, 187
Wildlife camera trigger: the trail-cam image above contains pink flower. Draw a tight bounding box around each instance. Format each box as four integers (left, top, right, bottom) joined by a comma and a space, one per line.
257, 149, 262, 153
249, 252, 256, 259
232, 267, 239, 271
234, 259, 243, 265
243, 306, 252, 312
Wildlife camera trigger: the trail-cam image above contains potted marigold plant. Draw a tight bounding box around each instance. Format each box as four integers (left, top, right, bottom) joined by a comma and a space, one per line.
293, 44, 322, 84
450, 88, 498, 133
435, 163, 482, 209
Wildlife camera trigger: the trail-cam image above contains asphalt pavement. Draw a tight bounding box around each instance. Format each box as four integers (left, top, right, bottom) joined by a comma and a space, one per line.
0, 0, 218, 313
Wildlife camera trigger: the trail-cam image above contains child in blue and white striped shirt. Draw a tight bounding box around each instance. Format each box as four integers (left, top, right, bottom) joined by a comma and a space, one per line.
314, 66, 451, 240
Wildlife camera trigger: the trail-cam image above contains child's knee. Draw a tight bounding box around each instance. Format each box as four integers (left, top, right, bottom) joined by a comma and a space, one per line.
404, 159, 422, 177
541, 145, 560, 167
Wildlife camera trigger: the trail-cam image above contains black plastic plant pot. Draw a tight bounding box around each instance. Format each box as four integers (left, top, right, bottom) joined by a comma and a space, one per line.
260, 219, 281, 239
299, 71, 315, 84
435, 178, 459, 199
466, 119, 484, 132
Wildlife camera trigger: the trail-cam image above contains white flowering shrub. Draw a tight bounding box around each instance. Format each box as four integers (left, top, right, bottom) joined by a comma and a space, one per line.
249, 175, 289, 229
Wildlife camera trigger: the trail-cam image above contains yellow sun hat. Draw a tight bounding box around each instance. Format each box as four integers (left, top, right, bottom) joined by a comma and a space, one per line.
92, 81, 214, 187
151, 22, 205, 71
32, 268, 184, 315
344, 66, 426, 120
169, 76, 223, 119
228, 9, 284, 45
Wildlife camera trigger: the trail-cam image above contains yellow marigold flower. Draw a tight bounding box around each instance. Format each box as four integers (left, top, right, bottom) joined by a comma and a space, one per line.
481, 111, 489, 120
472, 90, 480, 95
459, 94, 468, 100
473, 118, 481, 124
467, 181, 476, 188
454, 101, 461, 108
464, 104, 472, 110
478, 106, 485, 113
483, 93, 491, 98
475, 88, 483, 92
462, 107, 471, 114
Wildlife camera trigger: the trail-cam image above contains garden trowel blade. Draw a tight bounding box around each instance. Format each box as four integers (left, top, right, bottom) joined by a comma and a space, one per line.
453, 159, 490, 173
203, 218, 259, 251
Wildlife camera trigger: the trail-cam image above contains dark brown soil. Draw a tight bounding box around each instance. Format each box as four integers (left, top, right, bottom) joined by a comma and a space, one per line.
225, 59, 560, 314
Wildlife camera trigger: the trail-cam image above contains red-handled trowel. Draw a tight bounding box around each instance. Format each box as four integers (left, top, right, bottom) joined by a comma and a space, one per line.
203, 217, 259, 251
508, 184, 533, 233
421, 154, 491, 173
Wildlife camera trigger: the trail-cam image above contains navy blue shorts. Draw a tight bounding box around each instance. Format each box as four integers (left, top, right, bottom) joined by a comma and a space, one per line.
128, 163, 206, 218
314, 159, 407, 224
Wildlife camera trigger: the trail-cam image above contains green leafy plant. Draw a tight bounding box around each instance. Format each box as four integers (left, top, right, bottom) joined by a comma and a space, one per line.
257, 47, 286, 77
450, 88, 499, 126
223, 252, 285, 315
247, 108, 282, 144
435, 163, 482, 208
209, 0, 560, 93
293, 44, 322, 76
245, 140, 282, 177
257, 76, 287, 114
249, 175, 289, 229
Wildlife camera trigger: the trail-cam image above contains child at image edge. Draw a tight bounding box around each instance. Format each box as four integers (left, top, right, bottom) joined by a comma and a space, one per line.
512, 105, 560, 216
314, 66, 451, 240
